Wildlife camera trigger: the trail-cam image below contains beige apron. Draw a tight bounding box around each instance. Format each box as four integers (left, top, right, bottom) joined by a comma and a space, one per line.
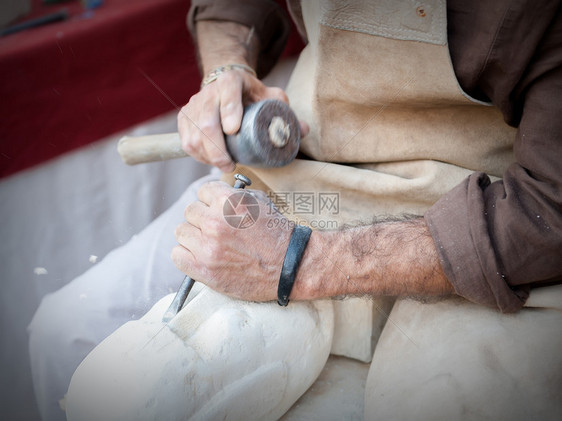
227, 0, 516, 362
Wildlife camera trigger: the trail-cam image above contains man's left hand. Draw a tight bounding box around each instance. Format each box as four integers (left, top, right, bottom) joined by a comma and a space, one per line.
171, 181, 293, 302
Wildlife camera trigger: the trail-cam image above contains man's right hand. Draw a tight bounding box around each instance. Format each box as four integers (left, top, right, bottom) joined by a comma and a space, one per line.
177, 68, 290, 173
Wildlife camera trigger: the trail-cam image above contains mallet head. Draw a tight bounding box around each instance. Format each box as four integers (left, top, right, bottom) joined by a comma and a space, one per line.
226, 99, 301, 168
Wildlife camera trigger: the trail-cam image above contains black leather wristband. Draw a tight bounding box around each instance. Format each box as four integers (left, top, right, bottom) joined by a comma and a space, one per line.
277, 225, 312, 306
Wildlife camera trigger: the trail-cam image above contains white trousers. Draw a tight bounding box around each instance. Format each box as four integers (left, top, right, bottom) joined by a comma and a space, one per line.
29, 171, 562, 420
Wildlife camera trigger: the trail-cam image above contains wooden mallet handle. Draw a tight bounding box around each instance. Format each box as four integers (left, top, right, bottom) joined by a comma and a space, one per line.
117, 133, 186, 165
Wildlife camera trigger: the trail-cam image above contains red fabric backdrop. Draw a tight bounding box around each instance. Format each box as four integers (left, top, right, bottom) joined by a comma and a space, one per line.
0, 0, 304, 179
0, 0, 200, 178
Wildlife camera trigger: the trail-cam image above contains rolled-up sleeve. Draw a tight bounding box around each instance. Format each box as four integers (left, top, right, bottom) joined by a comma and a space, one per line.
425, 9, 562, 313
187, 0, 291, 78
425, 174, 530, 313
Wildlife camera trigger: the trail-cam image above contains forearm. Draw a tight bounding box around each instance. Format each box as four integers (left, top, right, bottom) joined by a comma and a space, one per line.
292, 217, 454, 300
196, 20, 259, 76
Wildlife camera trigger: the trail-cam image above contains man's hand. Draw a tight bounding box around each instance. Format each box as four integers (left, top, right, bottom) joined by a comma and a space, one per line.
177, 70, 290, 172
171, 181, 294, 301
178, 20, 307, 172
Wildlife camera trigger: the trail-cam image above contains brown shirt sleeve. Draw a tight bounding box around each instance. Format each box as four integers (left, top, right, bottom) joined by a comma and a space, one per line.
187, 0, 290, 78
426, 0, 562, 312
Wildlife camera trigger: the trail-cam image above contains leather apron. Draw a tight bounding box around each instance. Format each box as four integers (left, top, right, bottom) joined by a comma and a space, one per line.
227, 0, 516, 362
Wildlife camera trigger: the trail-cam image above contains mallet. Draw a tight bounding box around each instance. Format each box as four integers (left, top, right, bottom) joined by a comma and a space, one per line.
117, 99, 301, 167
